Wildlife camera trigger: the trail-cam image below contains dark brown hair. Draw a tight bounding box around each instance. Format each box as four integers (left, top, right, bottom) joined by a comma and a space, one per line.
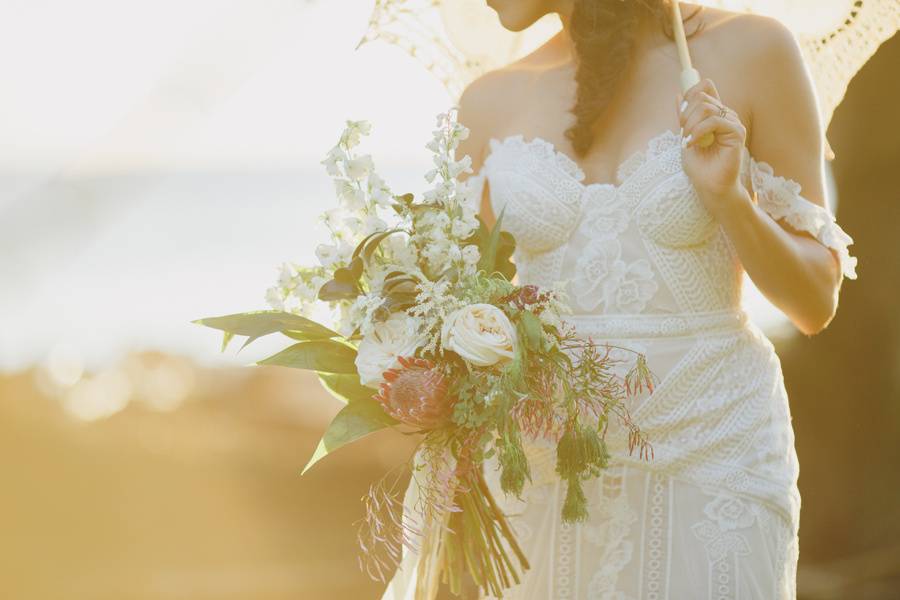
565, 0, 704, 157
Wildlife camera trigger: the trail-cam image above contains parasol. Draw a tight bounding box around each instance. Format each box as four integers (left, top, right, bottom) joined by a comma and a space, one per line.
357, 0, 899, 155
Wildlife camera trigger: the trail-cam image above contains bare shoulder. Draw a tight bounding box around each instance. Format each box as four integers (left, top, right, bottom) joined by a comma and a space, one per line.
456, 65, 531, 169
691, 6, 806, 78
688, 6, 814, 134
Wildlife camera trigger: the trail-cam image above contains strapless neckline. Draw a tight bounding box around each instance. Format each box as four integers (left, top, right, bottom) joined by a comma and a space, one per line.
486, 128, 683, 191
485, 128, 754, 191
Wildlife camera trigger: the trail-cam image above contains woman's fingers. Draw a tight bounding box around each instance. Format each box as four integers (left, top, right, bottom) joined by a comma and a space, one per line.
685, 114, 745, 148
686, 78, 720, 104
679, 91, 722, 127
682, 99, 727, 133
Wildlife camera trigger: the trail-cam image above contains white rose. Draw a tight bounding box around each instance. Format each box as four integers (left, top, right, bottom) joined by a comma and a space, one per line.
355, 312, 426, 387
440, 304, 517, 367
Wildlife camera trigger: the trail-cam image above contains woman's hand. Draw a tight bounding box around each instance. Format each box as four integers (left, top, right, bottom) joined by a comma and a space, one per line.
677, 78, 749, 221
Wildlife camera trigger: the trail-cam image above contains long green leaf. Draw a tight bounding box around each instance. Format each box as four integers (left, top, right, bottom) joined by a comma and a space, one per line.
471, 207, 515, 280
258, 339, 358, 373
301, 398, 397, 475
317, 372, 376, 404
518, 311, 543, 352
192, 310, 340, 352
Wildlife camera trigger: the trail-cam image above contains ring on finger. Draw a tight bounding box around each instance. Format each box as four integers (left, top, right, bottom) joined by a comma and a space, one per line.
717, 104, 728, 118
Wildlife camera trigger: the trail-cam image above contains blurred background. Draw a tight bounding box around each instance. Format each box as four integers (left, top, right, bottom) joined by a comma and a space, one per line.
0, 1, 897, 598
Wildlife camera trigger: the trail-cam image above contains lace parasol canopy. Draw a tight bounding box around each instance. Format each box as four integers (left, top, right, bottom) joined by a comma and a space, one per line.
358, 0, 899, 142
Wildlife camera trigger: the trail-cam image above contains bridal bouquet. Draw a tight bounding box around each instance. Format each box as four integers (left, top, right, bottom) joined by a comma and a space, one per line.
194, 108, 655, 599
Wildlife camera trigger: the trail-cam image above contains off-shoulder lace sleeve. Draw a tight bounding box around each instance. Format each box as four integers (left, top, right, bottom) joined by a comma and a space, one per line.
745, 155, 858, 280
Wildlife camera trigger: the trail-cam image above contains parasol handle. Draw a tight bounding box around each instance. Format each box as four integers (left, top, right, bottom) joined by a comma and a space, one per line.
672, 1, 714, 148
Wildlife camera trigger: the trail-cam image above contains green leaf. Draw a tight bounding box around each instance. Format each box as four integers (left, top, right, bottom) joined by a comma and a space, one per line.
518, 311, 543, 351
220, 331, 234, 353
494, 231, 517, 281
351, 228, 402, 264
301, 398, 398, 475
470, 207, 516, 280
258, 339, 358, 373
317, 276, 359, 302
192, 310, 340, 352
317, 372, 376, 404
364, 229, 402, 263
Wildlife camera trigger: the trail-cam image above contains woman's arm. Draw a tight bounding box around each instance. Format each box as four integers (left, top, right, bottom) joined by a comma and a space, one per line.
680, 17, 844, 336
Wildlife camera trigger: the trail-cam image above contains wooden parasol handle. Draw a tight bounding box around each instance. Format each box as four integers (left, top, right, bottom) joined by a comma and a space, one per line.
672, 1, 714, 148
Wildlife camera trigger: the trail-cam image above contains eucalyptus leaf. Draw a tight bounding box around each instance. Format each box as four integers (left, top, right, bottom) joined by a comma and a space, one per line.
362, 229, 402, 263
192, 310, 340, 352
301, 398, 398, 475
317, 372, 377, 404
258, 339, 358, 373
317, 277, 359, 302
518, 311, 543, 352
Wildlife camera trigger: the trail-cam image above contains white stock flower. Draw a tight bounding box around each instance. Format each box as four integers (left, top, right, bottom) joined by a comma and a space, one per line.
336, 239, 355, 263
265, 287, 285, 311
451, 216, 478, 239
440, 304, 517, 367
361, 214, 388, 236
342, 120, 371, 148
345, 154, 374, 181
334, 178, 366, 211
321, 207, 347, 231
321, 146, 346, 177
384, 235, 417, 270
355, 311, 427, 387
462, 245, 480, 265
315, 244, 340, 268
277, 263, 295, 287
448, 155, 473, 178
367, 173, 392, 207
341, 215, 363, 235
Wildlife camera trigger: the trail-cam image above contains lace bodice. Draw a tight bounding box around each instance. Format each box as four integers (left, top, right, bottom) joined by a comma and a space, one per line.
465, 129, 857, 320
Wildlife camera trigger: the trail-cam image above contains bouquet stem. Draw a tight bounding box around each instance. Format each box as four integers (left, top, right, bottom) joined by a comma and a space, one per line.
416, 464, 530, 599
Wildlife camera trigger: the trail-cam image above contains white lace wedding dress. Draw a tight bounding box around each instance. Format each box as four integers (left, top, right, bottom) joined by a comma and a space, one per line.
381, 128, 857, 600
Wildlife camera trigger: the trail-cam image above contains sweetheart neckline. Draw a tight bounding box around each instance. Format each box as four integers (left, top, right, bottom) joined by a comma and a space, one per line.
486, 128, 684, 191
484, 127, 754, 192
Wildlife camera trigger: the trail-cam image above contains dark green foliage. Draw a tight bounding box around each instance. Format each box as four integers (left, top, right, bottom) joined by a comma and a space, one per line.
318, 257, 364, 301
191, 310, 341, 352
258, 339, 358, 374
497, 429, 532, 498
317, 372, 376, 404
561, 476, 588, 523
301, 396, 399, 475
556, 421, 612, 524
466, 207, 516, 281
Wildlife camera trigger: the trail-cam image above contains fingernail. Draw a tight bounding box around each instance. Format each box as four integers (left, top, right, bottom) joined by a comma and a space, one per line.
680, 100, 688, 114
682, 133, 693, 148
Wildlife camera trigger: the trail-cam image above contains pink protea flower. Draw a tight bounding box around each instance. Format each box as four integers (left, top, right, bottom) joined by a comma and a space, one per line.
375, 356, 455, 430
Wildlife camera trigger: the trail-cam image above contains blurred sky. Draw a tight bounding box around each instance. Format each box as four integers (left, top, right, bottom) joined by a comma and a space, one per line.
0, 0, 794, 374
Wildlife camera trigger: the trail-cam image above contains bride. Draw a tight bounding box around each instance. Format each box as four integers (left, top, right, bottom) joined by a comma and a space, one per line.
383, 1, 857, 598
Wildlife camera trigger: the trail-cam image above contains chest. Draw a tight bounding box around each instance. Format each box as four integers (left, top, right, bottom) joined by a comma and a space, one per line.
482, 129, 741, 254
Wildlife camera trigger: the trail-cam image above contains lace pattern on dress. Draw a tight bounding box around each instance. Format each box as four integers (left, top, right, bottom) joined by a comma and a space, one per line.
745, 154, 858, 279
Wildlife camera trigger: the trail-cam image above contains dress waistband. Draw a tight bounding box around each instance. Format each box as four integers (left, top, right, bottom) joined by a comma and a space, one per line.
562, 308, 750, 339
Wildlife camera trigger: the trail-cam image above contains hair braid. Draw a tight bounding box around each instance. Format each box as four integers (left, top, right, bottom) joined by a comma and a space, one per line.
564, 0, 704, 158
